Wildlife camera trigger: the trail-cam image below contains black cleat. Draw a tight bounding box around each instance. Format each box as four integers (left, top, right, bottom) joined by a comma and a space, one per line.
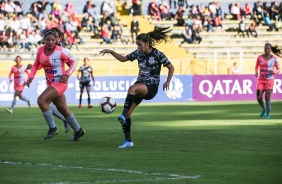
44, 127, 59, 139
73, 128, 85, 141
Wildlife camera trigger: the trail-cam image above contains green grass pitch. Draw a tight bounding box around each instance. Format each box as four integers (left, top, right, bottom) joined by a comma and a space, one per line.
0, 101, 282, 184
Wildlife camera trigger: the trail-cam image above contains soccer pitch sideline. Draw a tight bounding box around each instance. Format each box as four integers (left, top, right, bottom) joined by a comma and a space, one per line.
0, 101, 282, 184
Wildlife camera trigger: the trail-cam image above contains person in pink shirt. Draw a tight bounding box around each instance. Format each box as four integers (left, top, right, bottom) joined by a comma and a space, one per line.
27, 28, 85, 141
6, 56, 31, 114
255, 43, 281, 119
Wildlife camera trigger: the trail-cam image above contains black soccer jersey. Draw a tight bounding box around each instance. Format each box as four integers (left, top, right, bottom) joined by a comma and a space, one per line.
127, 48, 171, 86
78, 65, 93, 82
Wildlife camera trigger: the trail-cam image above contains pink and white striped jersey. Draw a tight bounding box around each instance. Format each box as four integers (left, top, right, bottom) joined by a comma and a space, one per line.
29, 45, 77, 85
255, 54, 280, 80
9, 65, 29, 85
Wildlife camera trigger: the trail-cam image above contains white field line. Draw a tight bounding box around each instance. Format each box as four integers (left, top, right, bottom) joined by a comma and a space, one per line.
1, 160, 200, 183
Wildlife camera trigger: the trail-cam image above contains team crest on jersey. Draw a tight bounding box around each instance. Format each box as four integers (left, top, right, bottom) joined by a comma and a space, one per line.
148, 57, 155, 64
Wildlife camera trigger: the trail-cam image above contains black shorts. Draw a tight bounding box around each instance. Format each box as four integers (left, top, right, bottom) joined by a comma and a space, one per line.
134, 83, 158, 105
79, 81, 91, 88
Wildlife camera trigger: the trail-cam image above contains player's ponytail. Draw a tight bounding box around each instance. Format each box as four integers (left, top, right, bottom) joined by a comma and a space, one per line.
266, 43, 282, 58
136, 26, 172, 47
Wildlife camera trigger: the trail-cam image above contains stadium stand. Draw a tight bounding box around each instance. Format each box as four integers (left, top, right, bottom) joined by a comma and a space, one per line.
0, 0, 281, 76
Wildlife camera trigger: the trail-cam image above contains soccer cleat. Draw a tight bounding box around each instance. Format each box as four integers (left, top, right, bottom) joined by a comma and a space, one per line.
78, 104, 82, 108
118, 140, 134, 148
260, 109, 265, 117
265, 114, 270, 119
88, 105, 93, 109
44, 127, 59, 139
27, 100, 31, 108
5, 108, 13, 114
63, 121, 71, 133
73, 128, 85, 141
118, 114, 127, 125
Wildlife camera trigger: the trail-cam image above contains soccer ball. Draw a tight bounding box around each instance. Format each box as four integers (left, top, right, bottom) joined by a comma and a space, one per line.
99, 96, 117, 114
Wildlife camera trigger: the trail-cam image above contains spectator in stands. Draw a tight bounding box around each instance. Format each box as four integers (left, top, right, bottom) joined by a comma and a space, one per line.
0, 14, 4, 33
169, 0, 177, 9
34, 29, 42, 45
242, 3, 252, 19
70, 12, 82, 32
190, 5, 198, 17
248, 20, 258, 37
28, 30, 39, 49
37, 0, 50, 13
0, 1, 6, 16
51, 0, 62, 18
252, 10, 261, 25
203, 6, 211, 17
159, 2, 173, 20
198, 3, 205, 15
65, 19, 83, 44
101, 23, 111, 44
237, 19, 248, 37
279, 2, 282, 21
111, 24, 124, 43
130, 15, 139, 43
38, 16, 47, 33
270, 1, 279, 20
65, 3, 74, 15
110, 12, 120, 28
230, 3, 241, 20
5, 0, 15, 17
99, 10, 110, 27
83, 0, 93, 14
209, 2, 217, 18
186, 15, 194, 27
253, 1, 264, 21
30, 2, 40, 18
67, 31, 79, 50
21, 14, 32, 34
181, 24, 192, 44
14, 1, 22, 16
61, 32, 68, 48
194, 15, 203, 32
7, 31, 18, 51
264, 12, 276, 31
178, 0, 188, 8
215, 2, 223, 18
101, 0, 114, 15
175, 5, 185, 26
0, 29, 7, 50
149, 1, 161, 21
263, 2, 271, 17
202, 15, 214, 32
231, 62, 242, 74
19, 29, 30, 51
130, 0, 140, 16
213, 14, 223, 30
82, 13, 95, 33
191, 23, 202, 44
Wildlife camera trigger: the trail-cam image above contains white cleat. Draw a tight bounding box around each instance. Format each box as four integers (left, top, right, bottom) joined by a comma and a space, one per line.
118, 140, 134, 148
5, 108, 13, 114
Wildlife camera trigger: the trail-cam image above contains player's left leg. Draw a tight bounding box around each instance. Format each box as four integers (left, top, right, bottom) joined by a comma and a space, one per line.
53, 95, 85, 141
86, 85, 92, 108
264, 89, 272, 119
17, 90, 31, 108
118, 102, 138, 149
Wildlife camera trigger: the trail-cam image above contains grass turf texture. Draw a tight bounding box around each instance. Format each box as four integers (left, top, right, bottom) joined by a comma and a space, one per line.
0, 101, 282, 184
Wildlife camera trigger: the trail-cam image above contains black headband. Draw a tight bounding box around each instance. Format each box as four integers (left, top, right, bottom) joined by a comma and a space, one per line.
44, 30, 57, 39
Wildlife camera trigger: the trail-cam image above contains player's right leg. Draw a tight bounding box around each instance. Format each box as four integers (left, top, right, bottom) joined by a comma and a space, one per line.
256, 82, 266, 117
49, 102, 71, 133
37, 86, 59, 139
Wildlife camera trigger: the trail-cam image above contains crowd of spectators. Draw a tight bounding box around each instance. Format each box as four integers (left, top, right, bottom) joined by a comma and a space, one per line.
147, 1, 282, 44
0, 0, 129, 52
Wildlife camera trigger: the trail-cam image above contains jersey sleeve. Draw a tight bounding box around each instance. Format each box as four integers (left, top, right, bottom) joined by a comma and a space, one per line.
61, 48, 77, 76
126, 49, 139, 61
158, 50, 171, 67
29, 47, 43, 79
255, 56, 260, 73
274, 57, 280, 74
8, 66, 13, 81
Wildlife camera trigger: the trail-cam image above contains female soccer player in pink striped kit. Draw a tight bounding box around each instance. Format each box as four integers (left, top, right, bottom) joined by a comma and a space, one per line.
27, 29, 85, 141
255, 43, 281, 119
5, 56, 31, 113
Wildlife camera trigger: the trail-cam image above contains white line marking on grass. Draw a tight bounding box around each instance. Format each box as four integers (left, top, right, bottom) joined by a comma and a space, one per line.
1, 160, 200, 183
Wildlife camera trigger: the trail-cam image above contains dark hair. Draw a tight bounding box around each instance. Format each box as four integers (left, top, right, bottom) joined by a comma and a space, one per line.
50, 27, 62, 38
14, 55, 22, 61
265, 43, 282, 58
136, 26, 171, 47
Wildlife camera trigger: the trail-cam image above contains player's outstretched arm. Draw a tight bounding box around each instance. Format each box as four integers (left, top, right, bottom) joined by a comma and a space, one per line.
99, 49, 128, 62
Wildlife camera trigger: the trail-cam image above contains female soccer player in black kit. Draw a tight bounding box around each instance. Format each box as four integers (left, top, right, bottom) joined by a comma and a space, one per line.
100, 26, 174, 148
